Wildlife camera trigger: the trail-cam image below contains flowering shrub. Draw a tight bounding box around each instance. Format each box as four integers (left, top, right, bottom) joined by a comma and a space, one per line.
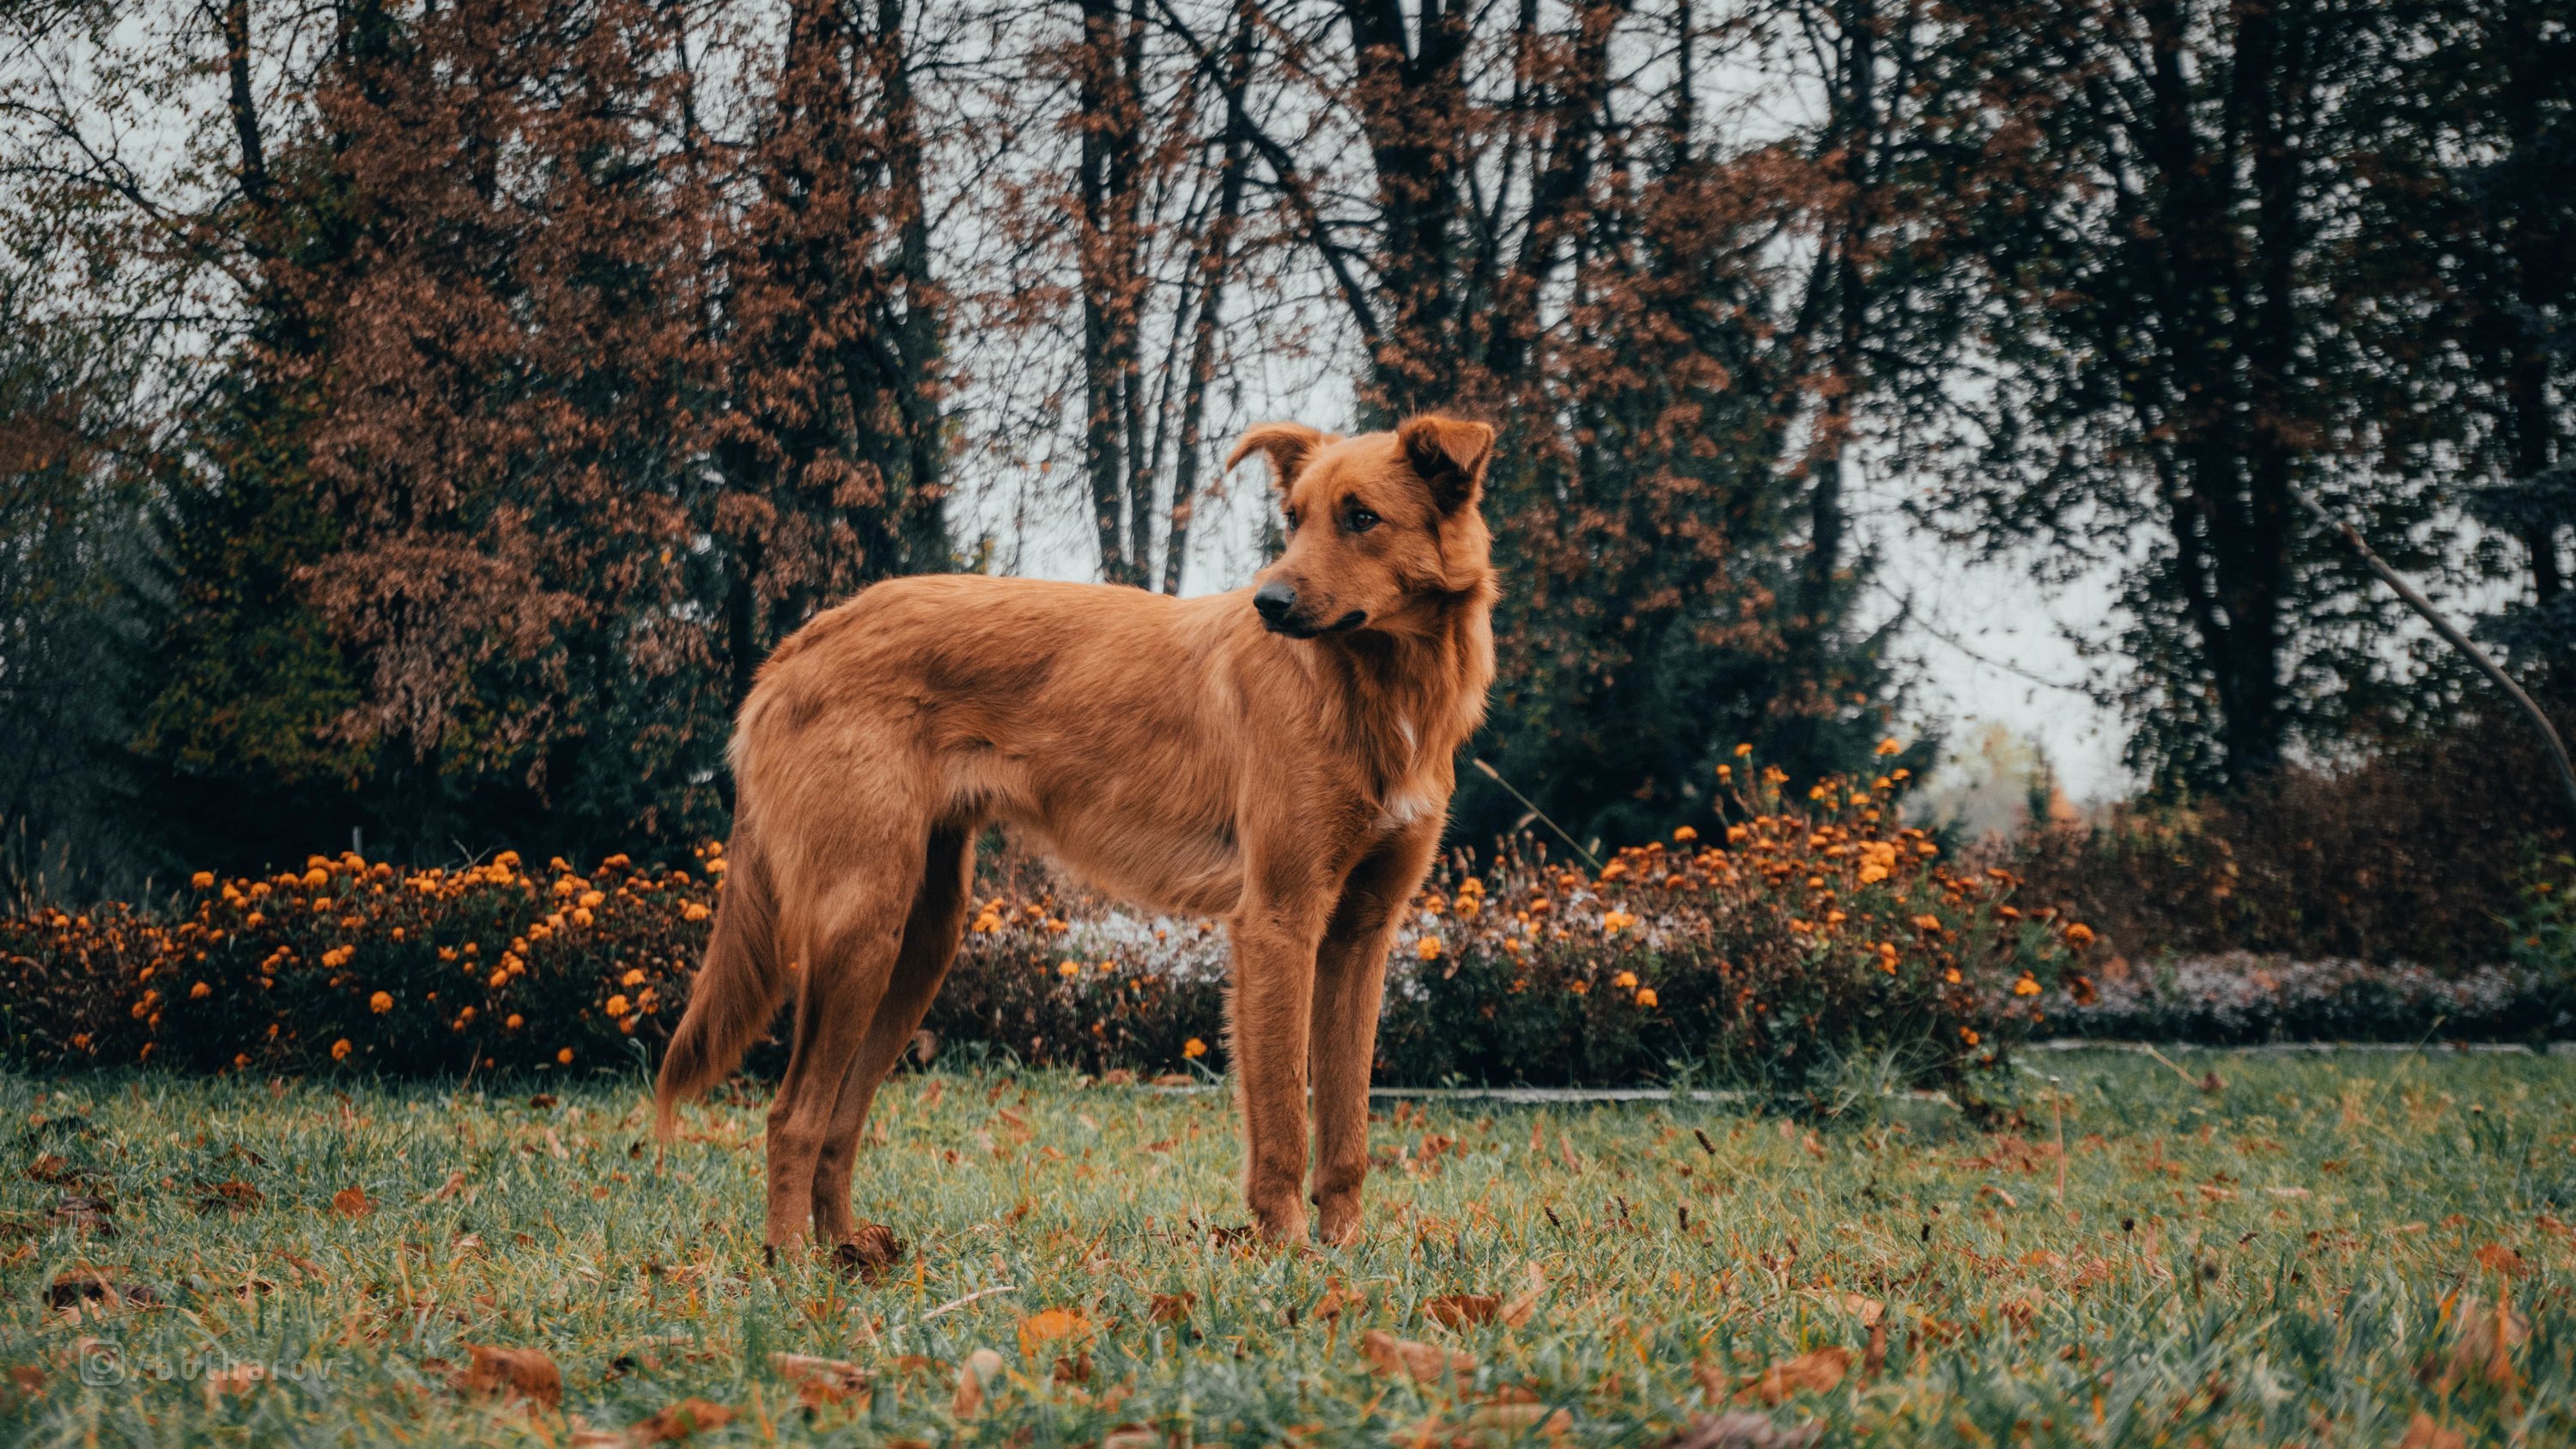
0, 849, 720, 1075
1, 755, 2093, 1094
1374, 760, 2090, 1096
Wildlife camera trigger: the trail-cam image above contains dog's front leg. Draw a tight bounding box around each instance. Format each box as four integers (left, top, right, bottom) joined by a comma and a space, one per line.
1228, 886, 1331, 1245
1309, 826, 1439, 1244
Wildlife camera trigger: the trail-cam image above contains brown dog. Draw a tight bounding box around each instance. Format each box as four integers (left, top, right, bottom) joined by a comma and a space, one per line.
653, 415, 1498, 1251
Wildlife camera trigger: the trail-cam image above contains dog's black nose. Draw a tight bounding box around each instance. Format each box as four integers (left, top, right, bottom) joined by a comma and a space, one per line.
1253, 581, 1297, 624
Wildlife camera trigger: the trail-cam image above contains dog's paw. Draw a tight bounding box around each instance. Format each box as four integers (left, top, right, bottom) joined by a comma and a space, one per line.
832, 1223, 906, 1282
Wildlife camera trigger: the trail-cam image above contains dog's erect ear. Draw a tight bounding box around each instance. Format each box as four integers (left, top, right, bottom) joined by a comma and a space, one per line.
1399, 415, 1495, 514
1226, 423, 1332, 490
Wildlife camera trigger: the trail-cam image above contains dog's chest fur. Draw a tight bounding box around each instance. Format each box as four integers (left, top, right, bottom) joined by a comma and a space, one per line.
1371, 715, 1444, 832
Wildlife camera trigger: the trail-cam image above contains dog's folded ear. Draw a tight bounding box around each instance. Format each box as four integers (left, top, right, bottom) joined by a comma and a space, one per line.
1399, 416, 1495, 514
1226, 423, 1333, 489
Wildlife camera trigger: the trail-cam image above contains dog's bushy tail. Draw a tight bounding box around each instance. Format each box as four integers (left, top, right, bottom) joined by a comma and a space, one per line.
654, 828, 785, 1138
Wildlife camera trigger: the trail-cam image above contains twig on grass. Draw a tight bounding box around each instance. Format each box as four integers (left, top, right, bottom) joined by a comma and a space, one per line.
922, 1283, 1018, 1319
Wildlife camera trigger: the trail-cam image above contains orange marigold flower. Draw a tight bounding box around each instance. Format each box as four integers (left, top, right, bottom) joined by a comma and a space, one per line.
605, 994, 631, 1017
1416, 936, 1443, 961
505, 1014, 524, 1030
1183, 1037, 1207, 1058
682, 903, 711, 922
495, 851, 522, 869
1911, 913, 1943, 932
1875, 737, 1903, 757
331, 1038, 353, 1061
191, 871, 215, 890
1602, 910, 1637, 934
369, 990, 393, 1014
556, 1047, 574, 1065
2064, 922, 2096, 947
1734, 742, 1754, 757
621, 968, 646, 987
1635, 988, 1658, 1008
190, 980, 211, 1000
1959, 1027, 1980, 1045
1613, 970, 1637, 989
1058, 959, 1081, 977
1672, 825, 1698, 843
2012, 975, 2042, 996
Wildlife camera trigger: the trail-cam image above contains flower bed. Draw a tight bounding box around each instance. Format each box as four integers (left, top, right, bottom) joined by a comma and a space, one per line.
2045, 953, 2573, 1044
2, 761, 2093, 1097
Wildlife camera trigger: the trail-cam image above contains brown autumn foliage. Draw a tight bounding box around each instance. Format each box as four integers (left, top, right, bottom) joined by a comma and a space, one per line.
2002, 709, 2575, 966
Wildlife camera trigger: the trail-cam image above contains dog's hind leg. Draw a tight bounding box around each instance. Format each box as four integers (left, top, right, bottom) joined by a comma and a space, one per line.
809, 821, 975, 1253
1308, 826, 1438, 1245
762, 847, 924, 1253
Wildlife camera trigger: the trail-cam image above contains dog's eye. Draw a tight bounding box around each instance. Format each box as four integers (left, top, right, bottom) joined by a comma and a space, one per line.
1345, 505, 1380, 533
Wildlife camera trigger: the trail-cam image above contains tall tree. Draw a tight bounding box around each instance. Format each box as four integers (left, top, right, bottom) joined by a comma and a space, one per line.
2348, 0, 2576, 691
1932, 0, 2420, 790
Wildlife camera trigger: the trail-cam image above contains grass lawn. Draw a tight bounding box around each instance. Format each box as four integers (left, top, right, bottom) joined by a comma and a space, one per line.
2, 1052, 2571, 1446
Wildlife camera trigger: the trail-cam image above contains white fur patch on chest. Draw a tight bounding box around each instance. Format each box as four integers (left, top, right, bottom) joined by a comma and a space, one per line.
1375, 783, 1443, 832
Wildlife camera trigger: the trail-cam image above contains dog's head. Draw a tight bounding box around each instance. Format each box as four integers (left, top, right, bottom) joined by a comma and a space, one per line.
1228, 415, 1496, 639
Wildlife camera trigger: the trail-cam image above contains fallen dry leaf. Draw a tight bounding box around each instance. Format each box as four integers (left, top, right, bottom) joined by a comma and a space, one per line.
2445, 1294, 2528, 1394
1314, 1281, 1375, 1323
770, 1351, 868, 1407
1659, 1412, 1824, 1449
194, 1180, 261, 1215
46, 1267, 160, 1314
632, 1397, 734, 1442
2395, 1413, 2466, 1449
2473, 1243, 2527, 1279
1360, 1330, 1477, 1385
1499, 1263, 1547, 1327
1425, 1294, 1499, 1329
202, 1361, 266, 1411
1466, 1400, 1572, 1436
951, 1347, 1005, 1418
1722, 1348, 1850, 1407
1149, 1293, 1194, 1324
833, 1223, 905, 1281
330, 1186, 372, 1219
453, 1343, 563, 1408
47, 1196, 115, 1236
1018, 1307, 1096, 1359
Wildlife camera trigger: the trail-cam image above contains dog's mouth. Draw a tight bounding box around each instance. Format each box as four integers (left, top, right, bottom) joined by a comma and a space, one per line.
1265, 609, 1369, 639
